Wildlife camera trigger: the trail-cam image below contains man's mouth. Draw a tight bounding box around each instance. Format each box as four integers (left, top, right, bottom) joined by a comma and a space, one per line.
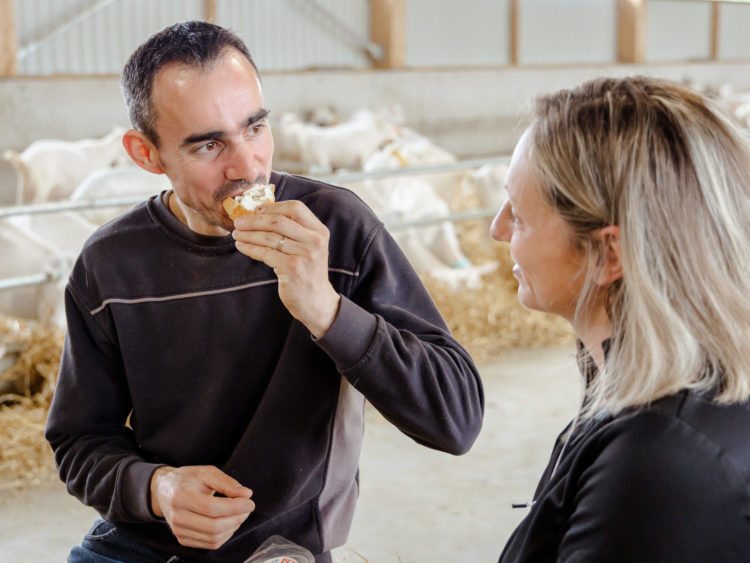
217, 177, 269, 202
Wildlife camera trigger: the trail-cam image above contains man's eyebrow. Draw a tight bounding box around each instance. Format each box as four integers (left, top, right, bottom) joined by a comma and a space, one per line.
246, 108, 270, 126
181, 108, 270, 147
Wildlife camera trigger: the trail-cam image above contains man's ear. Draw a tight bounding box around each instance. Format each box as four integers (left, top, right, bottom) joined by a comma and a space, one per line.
122, 129, 164, 174
594, 225, 622, 286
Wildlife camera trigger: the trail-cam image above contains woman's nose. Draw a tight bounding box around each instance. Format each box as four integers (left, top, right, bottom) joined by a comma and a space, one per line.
490, 200, 512, 242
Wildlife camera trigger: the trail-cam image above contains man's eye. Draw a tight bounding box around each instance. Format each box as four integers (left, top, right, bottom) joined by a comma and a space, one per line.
196, 141, 218, 153
250, 124, 265, 135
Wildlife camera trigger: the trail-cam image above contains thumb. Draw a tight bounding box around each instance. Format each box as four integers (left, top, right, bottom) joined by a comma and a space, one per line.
201, 466, 253, 499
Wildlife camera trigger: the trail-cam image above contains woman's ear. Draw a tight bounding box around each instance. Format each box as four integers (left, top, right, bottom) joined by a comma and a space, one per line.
122, 129, 164, 174
594, 225, 622, 286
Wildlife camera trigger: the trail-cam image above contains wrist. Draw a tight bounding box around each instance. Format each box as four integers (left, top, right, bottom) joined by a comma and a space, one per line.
308, 292, 342, 339
149, 465, 174, 518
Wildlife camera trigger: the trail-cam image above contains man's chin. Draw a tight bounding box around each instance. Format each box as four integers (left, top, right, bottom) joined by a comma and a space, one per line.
197, 210, 234, 236
212, 213, 235, 234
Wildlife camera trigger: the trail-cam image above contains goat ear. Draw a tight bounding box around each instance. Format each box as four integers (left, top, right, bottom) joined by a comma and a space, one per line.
122, 129, 164, 174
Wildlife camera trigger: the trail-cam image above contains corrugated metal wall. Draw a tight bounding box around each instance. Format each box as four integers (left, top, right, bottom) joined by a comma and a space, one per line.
221, 0, 371, 71
12, 0, 750, 76
16, 0, 205, 74
14, 0, 371, 75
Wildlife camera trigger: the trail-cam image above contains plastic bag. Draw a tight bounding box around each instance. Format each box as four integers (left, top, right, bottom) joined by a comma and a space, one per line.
242, 534, 315, 563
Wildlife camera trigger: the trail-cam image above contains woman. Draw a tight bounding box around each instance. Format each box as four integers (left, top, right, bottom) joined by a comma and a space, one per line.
491, 76, 750, 562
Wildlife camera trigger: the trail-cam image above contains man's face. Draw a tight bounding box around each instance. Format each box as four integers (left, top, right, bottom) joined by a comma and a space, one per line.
149, 48, 273, 235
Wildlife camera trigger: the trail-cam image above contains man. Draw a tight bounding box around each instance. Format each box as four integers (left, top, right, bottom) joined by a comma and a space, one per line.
46, 21, 483, 562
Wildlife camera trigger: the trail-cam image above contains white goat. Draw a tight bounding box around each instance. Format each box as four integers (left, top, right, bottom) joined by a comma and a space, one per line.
3, 126, 130, 204
363, 129, 462, 203
69, 166, 172, 226
462, 163, 509, 213
343, 174, 491, 288
0, 212, 97, 327
274, 106, 403, 173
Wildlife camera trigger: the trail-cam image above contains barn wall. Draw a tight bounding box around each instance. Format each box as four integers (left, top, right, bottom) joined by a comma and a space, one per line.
12, 0, 750, 75
3, 59, 750, 205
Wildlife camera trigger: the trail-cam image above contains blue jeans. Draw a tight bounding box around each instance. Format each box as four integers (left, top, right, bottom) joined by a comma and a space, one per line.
68, 519, 180, 563
69, 519, 333, 563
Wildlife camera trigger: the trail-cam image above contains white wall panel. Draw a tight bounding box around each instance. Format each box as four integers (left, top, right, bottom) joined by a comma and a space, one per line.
719, 3, 750, 59
405, 0, 510, 67
646, 1, 711, 62
518, 0, 617, 64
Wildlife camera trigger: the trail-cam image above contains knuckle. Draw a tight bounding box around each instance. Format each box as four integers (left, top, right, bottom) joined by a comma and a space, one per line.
311, 232, 325, 247
207, 539, 224, 550
205, 519, 223, 534
170, 512, 187, 528
287, 257, 304, 274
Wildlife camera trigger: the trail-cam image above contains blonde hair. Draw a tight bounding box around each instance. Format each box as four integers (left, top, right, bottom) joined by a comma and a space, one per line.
528, 76, 750, 416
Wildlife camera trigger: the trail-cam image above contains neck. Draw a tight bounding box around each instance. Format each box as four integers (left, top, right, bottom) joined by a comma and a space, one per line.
167, 191, 230, 237
574, 305, 612, 371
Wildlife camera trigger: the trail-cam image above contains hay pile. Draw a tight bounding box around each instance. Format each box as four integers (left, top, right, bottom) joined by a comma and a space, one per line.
0, 316, 63, 490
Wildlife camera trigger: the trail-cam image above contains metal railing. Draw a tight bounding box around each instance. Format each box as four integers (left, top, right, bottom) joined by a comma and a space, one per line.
0, 155, 510, 291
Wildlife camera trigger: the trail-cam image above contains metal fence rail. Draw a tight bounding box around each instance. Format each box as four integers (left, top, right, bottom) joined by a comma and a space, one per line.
0, 155, 510, 291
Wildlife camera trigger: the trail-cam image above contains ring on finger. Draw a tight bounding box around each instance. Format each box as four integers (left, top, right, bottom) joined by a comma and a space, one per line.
275, 235, 287, 252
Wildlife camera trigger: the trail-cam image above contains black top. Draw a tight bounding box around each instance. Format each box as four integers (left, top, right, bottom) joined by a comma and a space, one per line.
499, 387, 750, 562
45, 171, 484, 561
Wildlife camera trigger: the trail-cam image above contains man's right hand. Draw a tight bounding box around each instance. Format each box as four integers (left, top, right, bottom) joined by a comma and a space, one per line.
150, 465, 255, 550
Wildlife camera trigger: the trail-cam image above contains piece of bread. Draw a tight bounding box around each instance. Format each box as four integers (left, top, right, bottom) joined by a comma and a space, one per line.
223, 184, 276, 220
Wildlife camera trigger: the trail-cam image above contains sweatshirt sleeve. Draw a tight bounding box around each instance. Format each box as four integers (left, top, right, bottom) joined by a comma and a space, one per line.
315, 225, 484, 455
557, 414, 750, 562
44, 282, 164, 523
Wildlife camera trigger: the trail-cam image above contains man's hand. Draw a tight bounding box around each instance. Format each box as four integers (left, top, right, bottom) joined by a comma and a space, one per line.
150, 465, 254, 550
232, 200, 341, 338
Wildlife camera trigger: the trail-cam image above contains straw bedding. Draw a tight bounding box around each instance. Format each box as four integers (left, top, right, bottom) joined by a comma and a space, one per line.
0, 316, 63, 490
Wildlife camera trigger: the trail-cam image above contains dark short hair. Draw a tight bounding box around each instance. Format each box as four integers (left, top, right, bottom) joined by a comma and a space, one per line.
120, 20, 259, 146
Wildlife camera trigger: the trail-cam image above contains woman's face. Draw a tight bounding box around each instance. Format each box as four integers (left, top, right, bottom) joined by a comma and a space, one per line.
490, 129, 589, 323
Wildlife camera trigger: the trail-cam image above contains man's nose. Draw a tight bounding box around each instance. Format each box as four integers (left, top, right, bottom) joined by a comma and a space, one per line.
225, 142, 259, 181
490, 200, 511, 242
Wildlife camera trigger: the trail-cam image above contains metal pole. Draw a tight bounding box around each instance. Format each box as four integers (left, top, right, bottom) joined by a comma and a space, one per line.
0, 271, 63, 291
386, 208, 497, 231
0, 196, 148, 218
316, 156, 510, 184
0, 156, 510, 290
0, 156, 510, 218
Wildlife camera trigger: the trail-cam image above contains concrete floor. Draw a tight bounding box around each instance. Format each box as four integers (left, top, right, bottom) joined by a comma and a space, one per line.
0, 344, 581, 563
